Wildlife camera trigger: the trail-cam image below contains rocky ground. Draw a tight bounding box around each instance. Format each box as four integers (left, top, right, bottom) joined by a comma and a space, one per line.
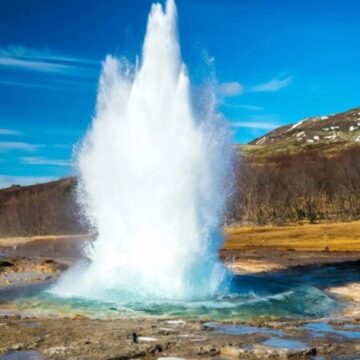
0, 235, 360, 359
0, 257, 66, 287
0, 314, 359, 359
222, 247, 360, 273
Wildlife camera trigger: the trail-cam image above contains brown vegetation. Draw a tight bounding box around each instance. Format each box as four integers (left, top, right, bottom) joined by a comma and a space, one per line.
1, 145, 360, 237
0, 177, 85, 237
224, 220, 360, 251
229, 147, 360, 225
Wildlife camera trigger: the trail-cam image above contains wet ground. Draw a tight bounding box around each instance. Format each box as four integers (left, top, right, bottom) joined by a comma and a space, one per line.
0, 315, 360, 359
0, 236, 360, 359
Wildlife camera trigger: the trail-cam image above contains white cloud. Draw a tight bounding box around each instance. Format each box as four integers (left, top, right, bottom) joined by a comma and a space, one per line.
231, 121, 280, 130
0, 175, 55, 189
0, 57, 73, 73
219, 73, 292, 97
0, 128, 21, 135
221, 103, 264, 111
0, 45, 98, 76
0, 45, 97, 64
0, 142, 39, 152
250, 75, 293, 93
229, 114, 281, 130
217, 82, 245, 96
21, 156, 70, 166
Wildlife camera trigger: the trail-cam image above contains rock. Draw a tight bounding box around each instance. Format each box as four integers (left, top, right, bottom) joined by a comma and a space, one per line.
35, 337, 44, 344
0, 260, 14, 268
222, 345, 247, 357
138, 336, 158, 342
197, 346, 220, 356
221, 345, 317, 359
166, 320, 185, 326
192, 337, 207, 342
157, 328, 177, 335
44, 346, 68, 357
9, 343, 24, 351
70, 314, 88, 320
149, 344, 163, 354
132, 332, 139, 343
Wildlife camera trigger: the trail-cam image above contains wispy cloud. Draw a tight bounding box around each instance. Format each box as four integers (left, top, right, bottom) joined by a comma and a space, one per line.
0, 45, 99, 77
250, 74, 293, 93
0, 142, 39, 152
0, 56, 73, 73
221, 103, 264, 111
0, 175, 55, 189
229, 114, 281, 130
0, 128, 21, 135
217, 82, 244, 96
21, 156, 70, 166
219, 73, 293, 97
0, 45, 97, 64
230, 121, 280, 130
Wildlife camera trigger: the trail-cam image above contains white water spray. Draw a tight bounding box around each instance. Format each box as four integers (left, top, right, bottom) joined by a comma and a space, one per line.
54, 0, 232, 301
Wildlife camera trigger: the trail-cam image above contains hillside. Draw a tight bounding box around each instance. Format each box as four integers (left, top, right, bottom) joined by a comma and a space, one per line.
0, 177, 85, 237
230, 108, 360, 225
229, 106, 360, 225
240, 106, 360, 160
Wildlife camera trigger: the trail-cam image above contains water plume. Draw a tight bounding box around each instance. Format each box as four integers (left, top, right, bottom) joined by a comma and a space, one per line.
53, 0, 232, 302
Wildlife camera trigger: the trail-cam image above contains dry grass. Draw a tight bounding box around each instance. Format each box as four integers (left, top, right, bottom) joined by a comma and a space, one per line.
0, 234, 88, 247
1, 221, 360, 252
224, 220, 360, 251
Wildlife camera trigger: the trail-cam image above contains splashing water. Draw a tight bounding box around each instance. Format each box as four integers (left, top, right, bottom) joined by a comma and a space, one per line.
53, 0, 232, 302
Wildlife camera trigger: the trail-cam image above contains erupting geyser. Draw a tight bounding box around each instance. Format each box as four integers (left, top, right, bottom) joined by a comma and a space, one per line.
53, 0, 232, 302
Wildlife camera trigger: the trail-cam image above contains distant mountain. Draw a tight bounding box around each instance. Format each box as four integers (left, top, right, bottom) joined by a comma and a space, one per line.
242, 106, 360, 158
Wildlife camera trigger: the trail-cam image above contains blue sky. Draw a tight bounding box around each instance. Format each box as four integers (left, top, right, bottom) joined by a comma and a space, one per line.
1, 0, 360, 187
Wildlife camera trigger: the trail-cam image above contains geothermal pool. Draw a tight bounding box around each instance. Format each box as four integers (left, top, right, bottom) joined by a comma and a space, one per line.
0, 268, 340, 320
